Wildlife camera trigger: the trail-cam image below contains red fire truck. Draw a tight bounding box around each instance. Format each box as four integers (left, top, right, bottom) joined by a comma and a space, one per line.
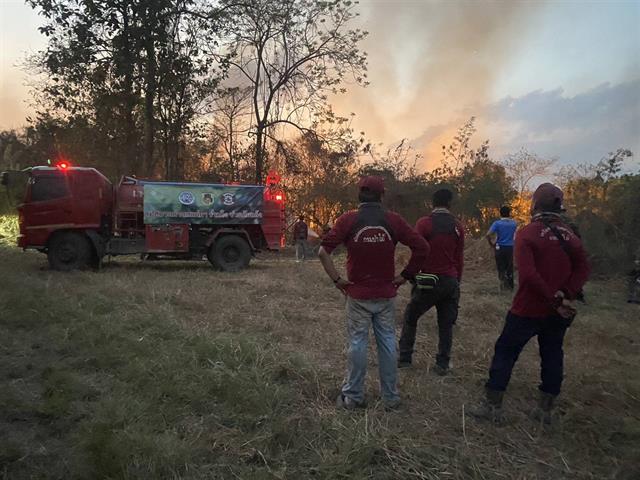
1, 163, 286, 271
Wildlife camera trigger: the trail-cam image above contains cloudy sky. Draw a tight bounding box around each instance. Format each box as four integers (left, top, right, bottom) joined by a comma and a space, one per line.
1, 0, 639, 172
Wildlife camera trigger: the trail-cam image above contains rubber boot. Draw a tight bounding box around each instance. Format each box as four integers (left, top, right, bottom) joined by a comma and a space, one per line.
468, 388, 504, 424
531, 391, 556, 425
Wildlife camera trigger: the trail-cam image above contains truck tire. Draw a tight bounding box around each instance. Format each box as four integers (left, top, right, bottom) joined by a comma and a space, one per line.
47, 232, 92, 271
208, 235, 251, 272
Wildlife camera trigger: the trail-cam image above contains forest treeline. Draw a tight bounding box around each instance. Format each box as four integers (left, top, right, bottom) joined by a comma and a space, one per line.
0, 0, 638, 271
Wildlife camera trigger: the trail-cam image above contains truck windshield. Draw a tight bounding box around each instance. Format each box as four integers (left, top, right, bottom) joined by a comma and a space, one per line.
30, 174, 69, 202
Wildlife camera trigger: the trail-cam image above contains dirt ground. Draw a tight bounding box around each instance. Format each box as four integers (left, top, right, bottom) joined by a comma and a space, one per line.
1, 242, 639, 479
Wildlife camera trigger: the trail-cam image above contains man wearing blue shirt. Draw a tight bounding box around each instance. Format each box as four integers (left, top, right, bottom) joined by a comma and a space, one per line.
486, 206, 517, 290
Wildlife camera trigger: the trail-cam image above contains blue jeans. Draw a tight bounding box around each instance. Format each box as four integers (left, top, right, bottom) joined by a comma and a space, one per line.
342, 297, 400, 404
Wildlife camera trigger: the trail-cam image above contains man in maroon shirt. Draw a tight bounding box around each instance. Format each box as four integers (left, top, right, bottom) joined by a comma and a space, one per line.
397, 188, 465, 375
470, 183, 590, 424
318, 176, 429, 410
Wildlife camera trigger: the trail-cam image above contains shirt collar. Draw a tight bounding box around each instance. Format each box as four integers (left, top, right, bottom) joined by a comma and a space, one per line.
432, 207, 450, 214
532, 212, 563, 222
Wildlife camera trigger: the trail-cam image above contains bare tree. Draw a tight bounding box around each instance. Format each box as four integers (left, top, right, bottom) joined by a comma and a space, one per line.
503, 148, 556, 194
210, 87, 253, 181
216, 0, 368, 183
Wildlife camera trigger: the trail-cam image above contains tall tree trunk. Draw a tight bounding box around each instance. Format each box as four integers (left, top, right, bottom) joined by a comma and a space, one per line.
255, 123, 264, 184
170, 127, 180, 180
163, 131, 170, 180
121, 5, 137, 177
143, 21, 156, 178
228, 117, 235, 181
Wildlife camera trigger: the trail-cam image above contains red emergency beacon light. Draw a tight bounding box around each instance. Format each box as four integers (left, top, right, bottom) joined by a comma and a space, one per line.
265, 170, 281, 187
56, 160, 70, 170
263, 171, 286, 248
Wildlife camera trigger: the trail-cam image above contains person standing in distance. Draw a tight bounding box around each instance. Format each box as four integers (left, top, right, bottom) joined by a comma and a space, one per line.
486, 206, 518, 291
470, 183, 590, 424
398, 188, 465, 376
293, 215, 309, 262
318, 176, 429, 410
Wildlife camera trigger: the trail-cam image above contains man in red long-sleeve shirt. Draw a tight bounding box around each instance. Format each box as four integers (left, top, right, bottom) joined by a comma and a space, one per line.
470, 183, 590, 424
398, 188, 465, 375
319, 176, 429, 410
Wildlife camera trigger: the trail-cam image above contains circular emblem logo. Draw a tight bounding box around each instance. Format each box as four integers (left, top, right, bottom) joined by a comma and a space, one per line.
178, 191, 195, 205
222, 193, 235, 206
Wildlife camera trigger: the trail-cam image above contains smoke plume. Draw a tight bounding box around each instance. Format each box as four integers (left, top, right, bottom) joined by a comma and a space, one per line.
333, 0, 544, 168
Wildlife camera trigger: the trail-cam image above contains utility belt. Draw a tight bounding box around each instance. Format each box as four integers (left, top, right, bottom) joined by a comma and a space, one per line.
415, 273, 439, 290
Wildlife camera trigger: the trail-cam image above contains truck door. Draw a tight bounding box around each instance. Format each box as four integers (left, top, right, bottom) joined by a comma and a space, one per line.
21, 172, 74, 246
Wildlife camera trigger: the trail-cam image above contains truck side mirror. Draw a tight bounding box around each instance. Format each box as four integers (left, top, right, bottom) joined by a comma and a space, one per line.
1, 172, 8, 186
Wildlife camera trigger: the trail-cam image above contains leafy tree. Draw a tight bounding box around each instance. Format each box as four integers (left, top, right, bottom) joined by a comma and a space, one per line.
596, 148, 633, 182
27, 0, 215, 178
276, 127, 361, 228
453, 158, 516, 233
360, 140, 433, 224
440, 116, 486, 173
561, 149, 638, 271
428, 118, 515, 233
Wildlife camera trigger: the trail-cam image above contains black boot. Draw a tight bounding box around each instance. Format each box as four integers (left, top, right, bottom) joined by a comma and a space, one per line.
397, 356, 412, 369
468, 388, 504, 423
531, 391, 556, 425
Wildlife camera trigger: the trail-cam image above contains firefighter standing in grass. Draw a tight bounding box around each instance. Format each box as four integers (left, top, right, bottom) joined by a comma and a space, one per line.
470, 183, 590, 424
397, 188, 465, 376
318, 176, 429, 410
293, 215, 309, 262
486, 205, 517, 291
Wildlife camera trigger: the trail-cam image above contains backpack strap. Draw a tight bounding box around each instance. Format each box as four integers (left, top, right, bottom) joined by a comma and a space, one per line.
348, 203, 395, 243
426, 211, 460, 241
541, 218, 572, 256
541, 217, 586, 303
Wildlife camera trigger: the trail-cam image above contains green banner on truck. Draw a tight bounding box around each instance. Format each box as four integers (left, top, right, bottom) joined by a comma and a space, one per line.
143, 183, 264, 225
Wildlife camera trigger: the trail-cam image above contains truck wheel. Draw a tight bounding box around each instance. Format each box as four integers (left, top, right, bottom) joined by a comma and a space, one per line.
48, 232, 92, 271
208, 235, 251, 272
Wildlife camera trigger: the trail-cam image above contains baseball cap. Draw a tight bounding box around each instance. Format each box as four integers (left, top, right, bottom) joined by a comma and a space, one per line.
532, 183, 564, 212
358, 175, 385, 194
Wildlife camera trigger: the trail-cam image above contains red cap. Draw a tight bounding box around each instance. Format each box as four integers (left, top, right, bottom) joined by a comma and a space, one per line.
358, 175, 385, 194
532, 183, 564, 212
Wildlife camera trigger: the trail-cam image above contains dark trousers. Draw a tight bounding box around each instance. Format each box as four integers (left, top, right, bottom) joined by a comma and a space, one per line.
398, 276, 460, 367
495, 246, 514, 290
628, 272, 640, 303
487, 311, 568, 395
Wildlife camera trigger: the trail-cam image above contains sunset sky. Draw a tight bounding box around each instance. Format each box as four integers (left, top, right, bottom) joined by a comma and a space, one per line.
1, 0, 639, 172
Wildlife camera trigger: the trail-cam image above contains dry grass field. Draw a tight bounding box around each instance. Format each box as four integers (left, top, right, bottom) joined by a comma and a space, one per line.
1, 238, 639, 479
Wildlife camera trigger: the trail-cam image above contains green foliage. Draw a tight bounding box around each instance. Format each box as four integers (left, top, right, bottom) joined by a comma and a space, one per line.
0, 215, 19, 246
26, 0, 217, 179
360, 121, 515, 231
562, 150, 639, 272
